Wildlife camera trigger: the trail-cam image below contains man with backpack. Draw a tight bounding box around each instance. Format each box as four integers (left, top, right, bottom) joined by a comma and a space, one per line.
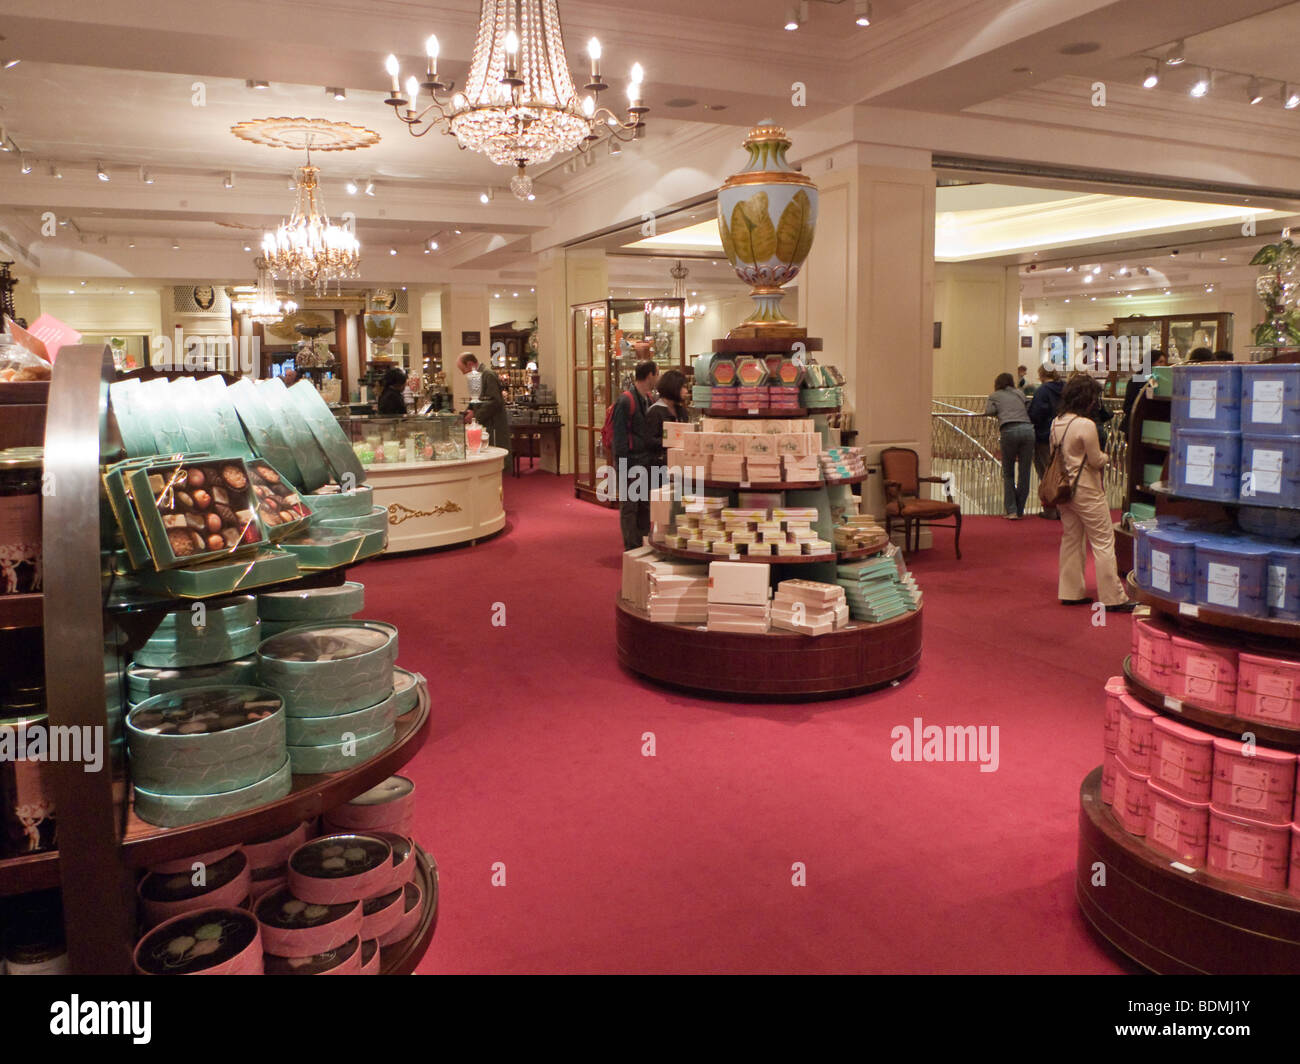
607, 360, 659, 550
1028, 363, 1065, 519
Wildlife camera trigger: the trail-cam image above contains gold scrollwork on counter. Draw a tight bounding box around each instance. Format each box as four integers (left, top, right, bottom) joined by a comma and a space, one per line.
387, 500, 463, 525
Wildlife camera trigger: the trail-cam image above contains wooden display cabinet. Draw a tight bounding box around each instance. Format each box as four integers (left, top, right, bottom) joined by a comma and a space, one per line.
571, 298, 687, 505
1110, 312, 1233, 361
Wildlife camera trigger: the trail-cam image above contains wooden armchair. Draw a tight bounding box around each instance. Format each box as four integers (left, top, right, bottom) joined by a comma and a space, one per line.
881, 447, 962, 560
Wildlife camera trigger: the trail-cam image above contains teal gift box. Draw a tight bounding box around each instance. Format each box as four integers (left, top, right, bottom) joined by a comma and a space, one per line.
131, 547, 300, 599
284, 688, 398, 747
133, 757, 292, 828
317, 506, 389, 537
258, 581, 365, 622
256, 621, 398, 717
127, 658, 259, 702
287, 724, 397, 775
306, 485, 374, 520
126, 685, 287, 797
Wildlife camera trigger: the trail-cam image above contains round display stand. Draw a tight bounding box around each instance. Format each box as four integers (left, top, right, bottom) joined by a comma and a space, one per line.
615, 598, 921, 700
1076, 766, 1300, 974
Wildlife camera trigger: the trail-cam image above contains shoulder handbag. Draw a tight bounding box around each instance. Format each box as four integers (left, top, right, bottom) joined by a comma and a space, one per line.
1038, 417, 1086, 508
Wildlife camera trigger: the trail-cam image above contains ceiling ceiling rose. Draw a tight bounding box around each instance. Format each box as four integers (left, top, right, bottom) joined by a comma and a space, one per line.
230, 117, 382, 152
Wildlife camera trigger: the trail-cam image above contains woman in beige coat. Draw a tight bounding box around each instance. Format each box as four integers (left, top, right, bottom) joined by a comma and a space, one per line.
1050, 375, 1136, 611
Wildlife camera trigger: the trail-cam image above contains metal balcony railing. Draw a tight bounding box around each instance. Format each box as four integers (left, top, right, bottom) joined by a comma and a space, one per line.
930, 396, 1128, 516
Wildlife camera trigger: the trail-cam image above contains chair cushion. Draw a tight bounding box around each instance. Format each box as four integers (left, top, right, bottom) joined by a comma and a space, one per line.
895, 499, 960, 518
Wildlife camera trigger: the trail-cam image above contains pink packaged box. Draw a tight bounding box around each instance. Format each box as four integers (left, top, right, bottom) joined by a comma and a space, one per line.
360, 886, 407, 941
134, 907, 264, 975
707, 561, 771, 605
254, 886, 362, 956
1207, 805, 1290, 891
138, 849, 252, 929
1101, 749, 1118, 805
372, 831, 417, 888
1132, 616, 1173, 687
1103, 676, 1125, 753
148, 844, 241, 877
1112, 759, 1151, 836
1145, 779, 1210, 866
1116, 693, 1158, 774
378, 879, 424, 947
1170, 634, 1238, 712
1150, 717, 1215, 802
323, 776, 415, 834
1290, 825, 1300, 900
264, 936, 363, 975
287, 834, 395, 904
243, 820, 311, 874
1237, 652, 1300, 727
1210, 737, 1297, 824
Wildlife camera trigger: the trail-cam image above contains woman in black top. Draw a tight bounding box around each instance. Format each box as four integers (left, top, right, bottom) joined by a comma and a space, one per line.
645, 369, 690, 470
376, 367, 408, 416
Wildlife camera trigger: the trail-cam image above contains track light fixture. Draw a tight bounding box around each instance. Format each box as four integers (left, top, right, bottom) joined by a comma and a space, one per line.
1189, 69, 1210, 98
96, 161, 110, 182
50, 165, 61, 179
479, 188, 493, 204
1142, 65, 1159, 89
19, 154, 31, 175
2, 58, 18, 70
1248, 78, 1265, 105
139, 166, 153, 184
855, 1, 872, 26
0, 129, 10, 152
1165, 40, 1185, 66
1286, 84, 1300, 110
223, 171, 235, 189
328, 87, 346, 100
245, 79, 269, 90
364, 180, 375, 196
345, 178, 358, 195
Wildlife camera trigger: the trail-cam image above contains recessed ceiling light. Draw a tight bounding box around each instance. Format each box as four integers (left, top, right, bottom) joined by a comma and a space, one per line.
172, 240, 180, 250
243, 244, 251, 252
428, 239, 438, 250
328, 87, 346, 100
453, 229, 462, 235
127, 240, 135, 248
480, 191, 491, 204
513, 291, 518, 297
49, 165, 61, 179
389, 247, 397, 255
345, 179, 358, 195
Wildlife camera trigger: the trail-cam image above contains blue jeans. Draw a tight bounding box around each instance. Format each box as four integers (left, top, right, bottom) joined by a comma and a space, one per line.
1000, 423, 1035, 515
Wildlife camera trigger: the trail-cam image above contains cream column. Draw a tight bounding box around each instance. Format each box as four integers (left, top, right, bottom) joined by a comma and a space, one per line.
535, 247, 607, 474
800, 147, 935, 522
440, 285, 491, 411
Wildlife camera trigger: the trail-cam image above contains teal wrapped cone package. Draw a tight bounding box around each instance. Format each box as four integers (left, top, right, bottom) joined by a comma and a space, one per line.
126, 685, 287, 796
133, 757, 293, 828
285, 380, 367, 487
257, 622, 398, 717
287, 724, 397, 775
255, 379, 332, 492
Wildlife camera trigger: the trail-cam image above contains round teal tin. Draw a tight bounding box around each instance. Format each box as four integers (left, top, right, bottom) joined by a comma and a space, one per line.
132, 756, 293, 828
257, 581, 365, 622
132, 622, 263, 669
145, 596, 257, 638
284, 689, 398, 747
126, 686, 287, 796
257, 622, 398, 718
392, 668, 420, 716
286, 724, 397, 775
127, 658, 259, 702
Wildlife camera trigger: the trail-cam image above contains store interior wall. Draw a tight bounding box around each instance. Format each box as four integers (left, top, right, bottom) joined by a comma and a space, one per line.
931, 262, 1020, 396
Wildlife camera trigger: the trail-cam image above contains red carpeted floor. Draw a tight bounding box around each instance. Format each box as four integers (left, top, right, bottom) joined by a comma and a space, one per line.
360, 470, 1135, 974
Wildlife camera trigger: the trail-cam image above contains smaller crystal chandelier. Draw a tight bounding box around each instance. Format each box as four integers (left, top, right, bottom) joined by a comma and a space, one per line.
670, 260, 708, 322
247, 256, 297, 325
263, 158, 360, 295
382, 0, 648, 202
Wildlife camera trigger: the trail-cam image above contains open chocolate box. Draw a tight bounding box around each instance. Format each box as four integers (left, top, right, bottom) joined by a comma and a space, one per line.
247, 457, 313, 540
126, 456, 268, 569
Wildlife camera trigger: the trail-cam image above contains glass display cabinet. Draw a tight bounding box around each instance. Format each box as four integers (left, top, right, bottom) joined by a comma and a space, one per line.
333, 412, 466, 465
571, 297, 687, 504
1111, 313, 1234, 362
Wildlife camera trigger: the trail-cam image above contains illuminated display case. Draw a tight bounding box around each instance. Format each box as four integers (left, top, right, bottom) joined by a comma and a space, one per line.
571, 297, 687, 504
334, 413, 466, 464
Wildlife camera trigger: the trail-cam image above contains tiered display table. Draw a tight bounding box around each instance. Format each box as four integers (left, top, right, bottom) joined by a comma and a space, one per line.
615, 335, 922, 700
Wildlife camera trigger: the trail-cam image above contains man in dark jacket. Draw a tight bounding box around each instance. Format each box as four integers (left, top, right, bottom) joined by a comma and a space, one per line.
456, 353, 511, 469
1028, 365, 1064, 519
613, 360, 659, 550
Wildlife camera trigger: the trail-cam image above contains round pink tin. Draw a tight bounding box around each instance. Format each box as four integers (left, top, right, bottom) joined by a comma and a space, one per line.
138, 849, 252, 929
287, 833, 393, 904
134, 907, 263, 975
148, 844, 241, 876
372, 832, 416, 889
263, 935, 362, 975
243, 819, 310, 872
360, 938, 381, 975
323, 775, 414, 832
254, 886, 362, 956
360, 886, 405, 941
377, 879, 424, 947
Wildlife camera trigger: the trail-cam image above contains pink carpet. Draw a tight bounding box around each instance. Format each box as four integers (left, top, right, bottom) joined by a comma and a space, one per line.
359, 470, 1134, 973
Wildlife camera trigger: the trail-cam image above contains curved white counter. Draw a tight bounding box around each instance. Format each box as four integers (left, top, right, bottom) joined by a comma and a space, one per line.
363, 446, 506, 553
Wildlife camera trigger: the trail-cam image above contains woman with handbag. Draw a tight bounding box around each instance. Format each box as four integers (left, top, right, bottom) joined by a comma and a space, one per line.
1045, 375, 1135, 611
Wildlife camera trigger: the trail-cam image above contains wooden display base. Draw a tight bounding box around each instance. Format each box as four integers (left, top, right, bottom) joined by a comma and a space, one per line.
615, 597, 922, 700
712, 335, 821, 353
1131, 580, 1300, 642
1076, 766, 1300, 973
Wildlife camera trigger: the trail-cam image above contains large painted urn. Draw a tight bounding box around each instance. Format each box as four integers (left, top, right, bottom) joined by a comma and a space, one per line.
717, 120, 818, 336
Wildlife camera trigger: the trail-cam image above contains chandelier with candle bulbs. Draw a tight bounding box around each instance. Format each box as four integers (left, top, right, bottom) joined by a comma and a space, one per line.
670, 260, 708, 322
231, 117, 379, 295
248, 257, 297, 325
382, 0, 648, 201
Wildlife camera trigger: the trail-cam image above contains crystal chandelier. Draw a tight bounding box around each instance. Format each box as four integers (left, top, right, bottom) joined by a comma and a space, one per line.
383, 0, 648, 201
263, 159, 360, 295
247, 256, 297, 325
670, 260, 707, 322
